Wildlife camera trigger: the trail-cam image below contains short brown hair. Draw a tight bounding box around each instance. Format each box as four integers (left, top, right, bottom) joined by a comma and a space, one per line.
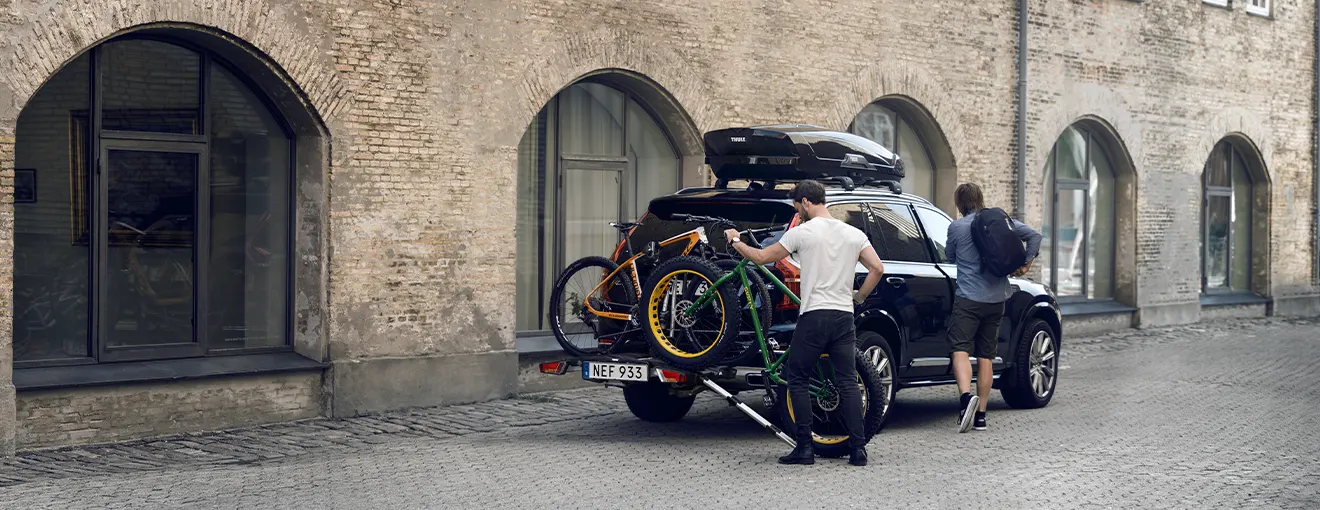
954, 183, 985, 216
792, 180, 827, 206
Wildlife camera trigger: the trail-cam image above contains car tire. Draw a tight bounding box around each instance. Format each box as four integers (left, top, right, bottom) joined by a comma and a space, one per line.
623, 381, 696, 422
1000, 318, 1060, 409
855, 330, 897, 433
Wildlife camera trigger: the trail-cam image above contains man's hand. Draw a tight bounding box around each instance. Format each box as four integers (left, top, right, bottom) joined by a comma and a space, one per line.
853, 290, 867, 305
723, 228, 741, 244
1012, 260, 1033, 277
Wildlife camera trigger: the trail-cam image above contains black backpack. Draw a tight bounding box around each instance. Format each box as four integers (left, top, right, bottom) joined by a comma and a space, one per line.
970, 207, 1027, 277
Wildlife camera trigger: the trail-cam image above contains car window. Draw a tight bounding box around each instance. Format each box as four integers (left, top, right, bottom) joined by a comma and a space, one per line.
827, 203, 868, 232
914, 206, 952, 263
865, 202, 931, 263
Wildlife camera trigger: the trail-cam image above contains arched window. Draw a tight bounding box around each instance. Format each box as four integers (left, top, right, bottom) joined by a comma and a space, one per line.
515, 80, 680, 333
13, 36, 294, 364
1041, 125, 1117, 300
849, 101, 936, 201
1201, 141, 1254, 293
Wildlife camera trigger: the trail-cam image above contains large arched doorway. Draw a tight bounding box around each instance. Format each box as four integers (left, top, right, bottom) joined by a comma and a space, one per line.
1040, 119, 1137, 305
12, 32, 312, 366
1200, 136, 1270, 297
514, 73, 690, 337
848, 95, 957, 213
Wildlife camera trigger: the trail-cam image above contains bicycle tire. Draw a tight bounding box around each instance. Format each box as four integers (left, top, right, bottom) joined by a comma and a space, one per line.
775, 350, 886, 457
713, 258, 773, 364
640, 256, 740, 371
548, 256, 636, 357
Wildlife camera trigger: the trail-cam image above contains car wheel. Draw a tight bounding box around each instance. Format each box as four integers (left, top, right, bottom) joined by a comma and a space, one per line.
623, 381, 696, 422
1000, 318, 1059, 409
855, 330, 897, 432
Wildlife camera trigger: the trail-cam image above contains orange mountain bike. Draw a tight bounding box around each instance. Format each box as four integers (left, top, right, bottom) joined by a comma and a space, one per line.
548, 214, 757, 357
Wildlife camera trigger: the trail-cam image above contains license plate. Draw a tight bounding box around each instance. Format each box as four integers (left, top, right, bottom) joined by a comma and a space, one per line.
582, 361, 648, 382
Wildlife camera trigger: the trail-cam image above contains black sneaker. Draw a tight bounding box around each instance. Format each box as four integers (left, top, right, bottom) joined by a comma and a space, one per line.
973, 411, 987, 431
849, 447, 868, 467
957, 392, 980, 433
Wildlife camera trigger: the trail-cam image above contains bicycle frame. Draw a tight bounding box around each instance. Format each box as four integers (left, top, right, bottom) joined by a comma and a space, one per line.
582, 226, 711, 322
683, 257, 838, 398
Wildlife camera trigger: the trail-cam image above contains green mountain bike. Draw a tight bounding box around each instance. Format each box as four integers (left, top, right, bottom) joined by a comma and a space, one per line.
639, 215, 886, 456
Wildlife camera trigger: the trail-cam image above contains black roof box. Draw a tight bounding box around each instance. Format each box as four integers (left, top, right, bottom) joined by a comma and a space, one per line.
704, 124, 905, 187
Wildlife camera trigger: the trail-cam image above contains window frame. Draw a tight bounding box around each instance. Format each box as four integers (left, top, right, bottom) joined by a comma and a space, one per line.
13, 34, 297, 369
1043, 127, 1117, 303
515, 80, 683, 336
912, 205, 954, 265
1201, 142, 1253, 295
1246, 0, 1270, 16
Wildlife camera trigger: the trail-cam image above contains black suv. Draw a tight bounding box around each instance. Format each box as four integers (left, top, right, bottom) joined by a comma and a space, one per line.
624, 183, 1063, 426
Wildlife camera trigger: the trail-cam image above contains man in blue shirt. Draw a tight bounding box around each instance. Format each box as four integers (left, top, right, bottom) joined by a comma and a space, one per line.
945, 183, 1043, 433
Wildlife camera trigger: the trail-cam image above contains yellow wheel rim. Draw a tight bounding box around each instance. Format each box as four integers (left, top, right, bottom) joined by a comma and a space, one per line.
785, 354, 870, 446
646, 269, 725, 359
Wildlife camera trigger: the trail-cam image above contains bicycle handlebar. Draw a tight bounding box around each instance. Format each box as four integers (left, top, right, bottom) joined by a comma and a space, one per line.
670, 213, 737, 228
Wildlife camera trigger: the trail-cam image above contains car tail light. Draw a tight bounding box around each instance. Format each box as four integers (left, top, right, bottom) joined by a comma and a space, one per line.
656, 369, 688, 383
775, 214, 803, 311
539, 361, 569, 375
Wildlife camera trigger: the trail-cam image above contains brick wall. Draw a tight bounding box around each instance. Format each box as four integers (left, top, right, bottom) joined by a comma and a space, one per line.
16, 372, 323, 448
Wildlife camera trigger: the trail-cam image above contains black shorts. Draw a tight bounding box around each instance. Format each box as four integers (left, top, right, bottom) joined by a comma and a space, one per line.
948, 296, 1005, 359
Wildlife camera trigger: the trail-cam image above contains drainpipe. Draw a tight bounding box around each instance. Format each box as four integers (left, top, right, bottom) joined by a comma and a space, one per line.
1015, 0, 1029, 220
1314, 0, 1320, 289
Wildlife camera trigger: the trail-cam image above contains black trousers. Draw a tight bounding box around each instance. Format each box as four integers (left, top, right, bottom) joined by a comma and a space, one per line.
787, 309, 866, 450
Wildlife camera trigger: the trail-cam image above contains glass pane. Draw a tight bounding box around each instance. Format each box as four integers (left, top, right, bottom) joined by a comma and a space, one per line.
1054, 188, 1085, 297
915, 207, 953, 263
101, 40, 201, 134
207, 64, 290, 350
828, 203, 868, 232
13, 53, 92, 362
1204, 195, 1231, 290
867, 202, 931, 263
516, 112, 549, 331
1041, 150, 1056, 290
1087, 142, 1116, 300
850, 103, 896, 150
1054, 127, 1086, 181
558, 83, 624, 157
563, 168, 622, 267
627, 99, 679, 220
1204, 143, 1230, 187
105, 150, 197, 347
897, 118, 935, 200
1230, 153, 1252, 291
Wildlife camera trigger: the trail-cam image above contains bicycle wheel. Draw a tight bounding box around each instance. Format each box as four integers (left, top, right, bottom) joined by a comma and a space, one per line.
640, 256, 740, 371
548, 256, 636, 357
775, 350, 886, 457
713, 258, 772, 365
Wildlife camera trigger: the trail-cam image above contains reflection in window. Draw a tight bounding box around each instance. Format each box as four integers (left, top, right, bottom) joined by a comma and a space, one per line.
866, 202, 931, 264
1041, 125, 1116, 300
1201, 141, 1253, 293
850, 102, 936, 200
515, 81, 680, 332
13, 37, 292, 365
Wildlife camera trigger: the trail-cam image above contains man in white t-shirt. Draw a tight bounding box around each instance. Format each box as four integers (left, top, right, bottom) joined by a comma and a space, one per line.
723, 180, 886, 466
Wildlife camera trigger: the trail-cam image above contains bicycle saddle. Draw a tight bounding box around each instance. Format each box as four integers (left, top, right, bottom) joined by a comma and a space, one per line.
610, 222, 641, 231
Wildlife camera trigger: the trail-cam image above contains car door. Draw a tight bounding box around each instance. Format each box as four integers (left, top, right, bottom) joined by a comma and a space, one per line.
865, 200, 956, 379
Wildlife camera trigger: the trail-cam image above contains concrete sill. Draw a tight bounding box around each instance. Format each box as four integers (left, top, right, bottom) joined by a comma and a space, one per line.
1059, 300, 1138, 318
1199, 292, 1270, 308
14, 352, 327, 391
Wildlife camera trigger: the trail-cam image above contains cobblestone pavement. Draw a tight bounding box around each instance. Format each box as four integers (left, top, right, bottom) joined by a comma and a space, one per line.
2, 317, 1318, 509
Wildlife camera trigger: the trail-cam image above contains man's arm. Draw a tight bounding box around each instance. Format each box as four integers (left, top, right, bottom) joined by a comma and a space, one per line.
854, 245, 885, 304
1011, 219, 1044, 276
944, 223, 958, 266
724, 228, 791, 265
1012, 219, 1043, 261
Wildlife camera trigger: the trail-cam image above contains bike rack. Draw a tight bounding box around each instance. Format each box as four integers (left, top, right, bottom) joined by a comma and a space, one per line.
697, 374, 797, 448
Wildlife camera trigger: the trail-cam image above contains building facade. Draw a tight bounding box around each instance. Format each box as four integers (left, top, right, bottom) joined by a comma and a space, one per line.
0, 0, 1315, 453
